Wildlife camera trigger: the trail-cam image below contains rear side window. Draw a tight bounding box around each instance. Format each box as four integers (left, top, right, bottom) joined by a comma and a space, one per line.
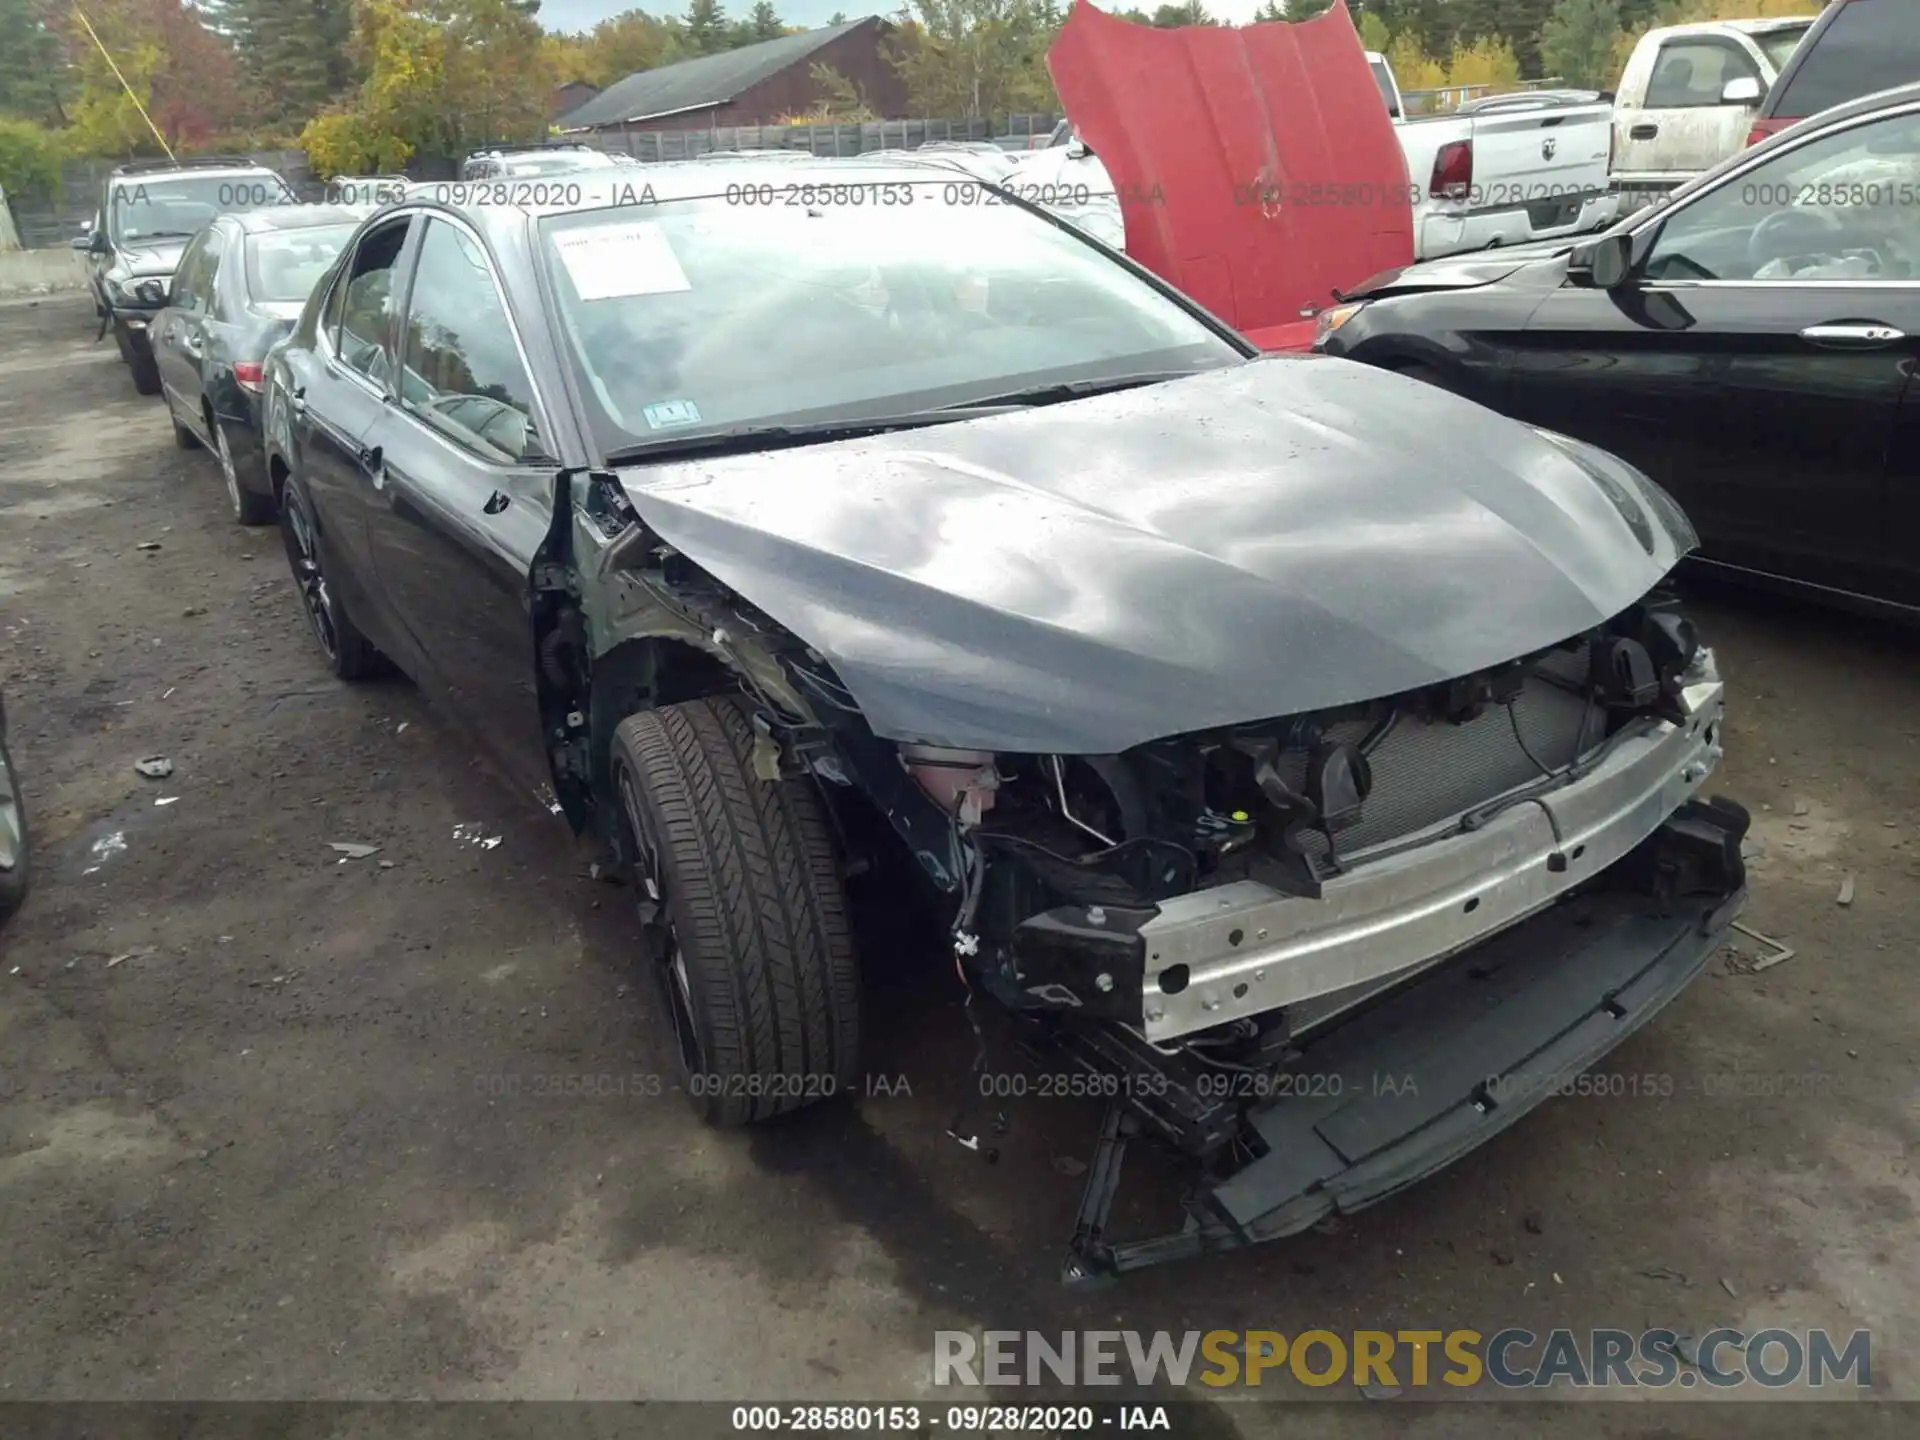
1771, 0, 1917, 119
1645, 40, 1760, 108
1370, 60, 1400, 118
1756, 24, 1813, 73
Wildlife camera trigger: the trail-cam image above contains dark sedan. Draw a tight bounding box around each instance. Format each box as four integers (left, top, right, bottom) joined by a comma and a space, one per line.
152, 205, 367, 524
1317, 80, 1920, 618
255, 163, 1745, 1279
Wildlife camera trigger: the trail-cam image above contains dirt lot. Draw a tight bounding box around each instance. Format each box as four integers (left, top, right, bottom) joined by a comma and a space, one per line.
0, 293, 1913, 1432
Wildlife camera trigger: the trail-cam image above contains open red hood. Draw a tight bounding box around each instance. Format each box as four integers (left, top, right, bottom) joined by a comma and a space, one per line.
1047, 1, 1414, 352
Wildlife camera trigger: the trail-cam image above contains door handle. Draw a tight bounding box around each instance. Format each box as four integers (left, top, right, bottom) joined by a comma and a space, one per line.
1629, 123, 1659, 140
289, 389, 307, 417
483, 489, 511, 515
1798, 323, 1906, 349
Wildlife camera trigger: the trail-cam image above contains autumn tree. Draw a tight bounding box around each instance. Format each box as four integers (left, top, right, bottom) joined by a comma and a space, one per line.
1149, 2, 1212, 24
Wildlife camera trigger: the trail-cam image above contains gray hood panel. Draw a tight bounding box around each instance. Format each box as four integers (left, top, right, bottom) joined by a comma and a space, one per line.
617, 358, 1691, 754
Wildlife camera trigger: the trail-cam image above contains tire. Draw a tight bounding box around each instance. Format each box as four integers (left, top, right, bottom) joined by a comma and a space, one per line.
112, 320, 134, 363
125, 328, 161, 396
611, 694, 861, 1126
171, 409, 201, 450
277, 481, 383, 680
212, 413, 273, 525
0, 715, 29, 927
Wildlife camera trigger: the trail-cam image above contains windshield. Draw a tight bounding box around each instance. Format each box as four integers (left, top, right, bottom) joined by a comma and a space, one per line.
108, 173, 295, 244
540, 181, 1244, 456
1757, 24, 1813, 73
245, 224, 358, 303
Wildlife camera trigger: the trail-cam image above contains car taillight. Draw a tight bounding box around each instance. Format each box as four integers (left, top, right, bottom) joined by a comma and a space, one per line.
232, 361, 264, 392
1430, 140, 1472, 201
1746, 118, 1788, 147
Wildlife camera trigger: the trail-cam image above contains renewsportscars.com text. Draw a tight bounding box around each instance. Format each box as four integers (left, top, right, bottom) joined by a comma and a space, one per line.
934, 1328, 1871, 1390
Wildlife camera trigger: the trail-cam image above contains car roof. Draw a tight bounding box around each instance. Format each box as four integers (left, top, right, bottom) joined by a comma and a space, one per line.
418, 156, 971, 231
230, 203, 372, 234
108, 165, 280, 185
1649, 17, 1817, 38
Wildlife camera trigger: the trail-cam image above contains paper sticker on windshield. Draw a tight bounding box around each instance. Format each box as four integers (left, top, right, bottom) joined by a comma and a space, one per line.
553, 222, 690, 300
643, 399, 702, 430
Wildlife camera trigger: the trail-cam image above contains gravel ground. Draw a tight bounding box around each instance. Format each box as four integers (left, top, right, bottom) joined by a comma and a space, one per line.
0, 293, 1913, 1434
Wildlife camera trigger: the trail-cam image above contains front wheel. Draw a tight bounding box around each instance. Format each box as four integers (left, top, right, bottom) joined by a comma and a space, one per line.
611, 694, 862, 1126
277, 481, 383, 680
214, 416, 273, 525
119, 323, 161, 396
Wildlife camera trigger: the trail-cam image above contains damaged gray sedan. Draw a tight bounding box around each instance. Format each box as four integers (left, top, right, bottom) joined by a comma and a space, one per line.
259, 161, 1749, 1280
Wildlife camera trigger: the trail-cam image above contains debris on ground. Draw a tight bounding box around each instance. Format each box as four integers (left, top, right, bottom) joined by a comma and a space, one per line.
1837, 874, 1855, 907
1051, 1155, 1088, 1177
1720, 1277, 1738, 1298
106, 945, 158, 968
327, 842, 382, 861
136, 541, 161, 552
1728, 922, 1795, 973
1523, 1213, 1543, 1235
154, 796, 179, 807
1641, 1264, 1689, 1284
1360, 1382, 1401, 1400
452, 823, 502, 850
134, 756, 174, 778
1793, 799, 1810, 816
1490, 1248, 1513, 1265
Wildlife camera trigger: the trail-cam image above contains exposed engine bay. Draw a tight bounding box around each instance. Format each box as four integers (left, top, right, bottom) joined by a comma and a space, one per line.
546, 429, 1747, 1280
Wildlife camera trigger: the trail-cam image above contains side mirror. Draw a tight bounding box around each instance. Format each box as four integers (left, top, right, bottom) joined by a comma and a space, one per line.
89, 232, 112, 255
1721, 76, 1763, 106
1574, 232, 1634, 289
69, 234, 92, 251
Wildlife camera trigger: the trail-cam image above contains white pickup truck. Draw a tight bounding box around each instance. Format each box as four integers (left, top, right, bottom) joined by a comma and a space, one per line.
1608, 18, 1817, 206
1013, 49, 1616, 261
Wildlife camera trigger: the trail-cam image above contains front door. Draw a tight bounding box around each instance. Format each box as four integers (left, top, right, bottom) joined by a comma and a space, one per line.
363, 215, 558, 802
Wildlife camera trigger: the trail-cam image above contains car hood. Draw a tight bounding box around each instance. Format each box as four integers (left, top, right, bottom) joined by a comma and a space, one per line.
1047, 1, 1413, 353
614, 360, 1693, 755
1345, 240, 1577, 299
114, 239, 190, 278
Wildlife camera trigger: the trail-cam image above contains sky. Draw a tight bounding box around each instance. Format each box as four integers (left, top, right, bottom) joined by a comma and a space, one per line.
538, 0, 1273, 38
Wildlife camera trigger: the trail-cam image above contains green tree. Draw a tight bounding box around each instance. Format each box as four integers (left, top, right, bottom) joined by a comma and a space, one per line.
1250, 1, 1285, 18
216, 0, 356, 126
0, 0, 72, 125
1541, 0, 1622, 88
0, 115, 63, 198
683, 0, 727, 53
748, 0, 784, 38
1149, 1, 1211, 24
888, 0, 1061, 120
1356, 10, 1390, 49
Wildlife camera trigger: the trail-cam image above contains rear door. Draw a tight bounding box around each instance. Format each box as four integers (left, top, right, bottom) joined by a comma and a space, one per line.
1615, 35, 1772, 187
1514, 99, 1920, 603
362, 214, 557, 798
154, 226, 218, 434
294, 212, 418, 645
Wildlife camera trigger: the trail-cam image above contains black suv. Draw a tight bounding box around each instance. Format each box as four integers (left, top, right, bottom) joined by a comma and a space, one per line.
1749, 0, 1920, 145
74, 156, 297, 396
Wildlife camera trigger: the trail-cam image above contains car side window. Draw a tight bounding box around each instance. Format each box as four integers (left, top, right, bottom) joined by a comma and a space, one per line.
1642, 109, 1920, 282
328, 216, 412, 386
194, 228, 227, 316
1644, 40, 1758, 109
172, 232, 211, 313
397, 219, 541, 464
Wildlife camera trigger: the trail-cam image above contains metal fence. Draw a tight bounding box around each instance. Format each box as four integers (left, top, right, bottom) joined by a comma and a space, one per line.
2, 120, 1061, 247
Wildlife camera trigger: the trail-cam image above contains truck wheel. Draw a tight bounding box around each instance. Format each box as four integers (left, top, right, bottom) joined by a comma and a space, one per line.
610, 694, 861, 1126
